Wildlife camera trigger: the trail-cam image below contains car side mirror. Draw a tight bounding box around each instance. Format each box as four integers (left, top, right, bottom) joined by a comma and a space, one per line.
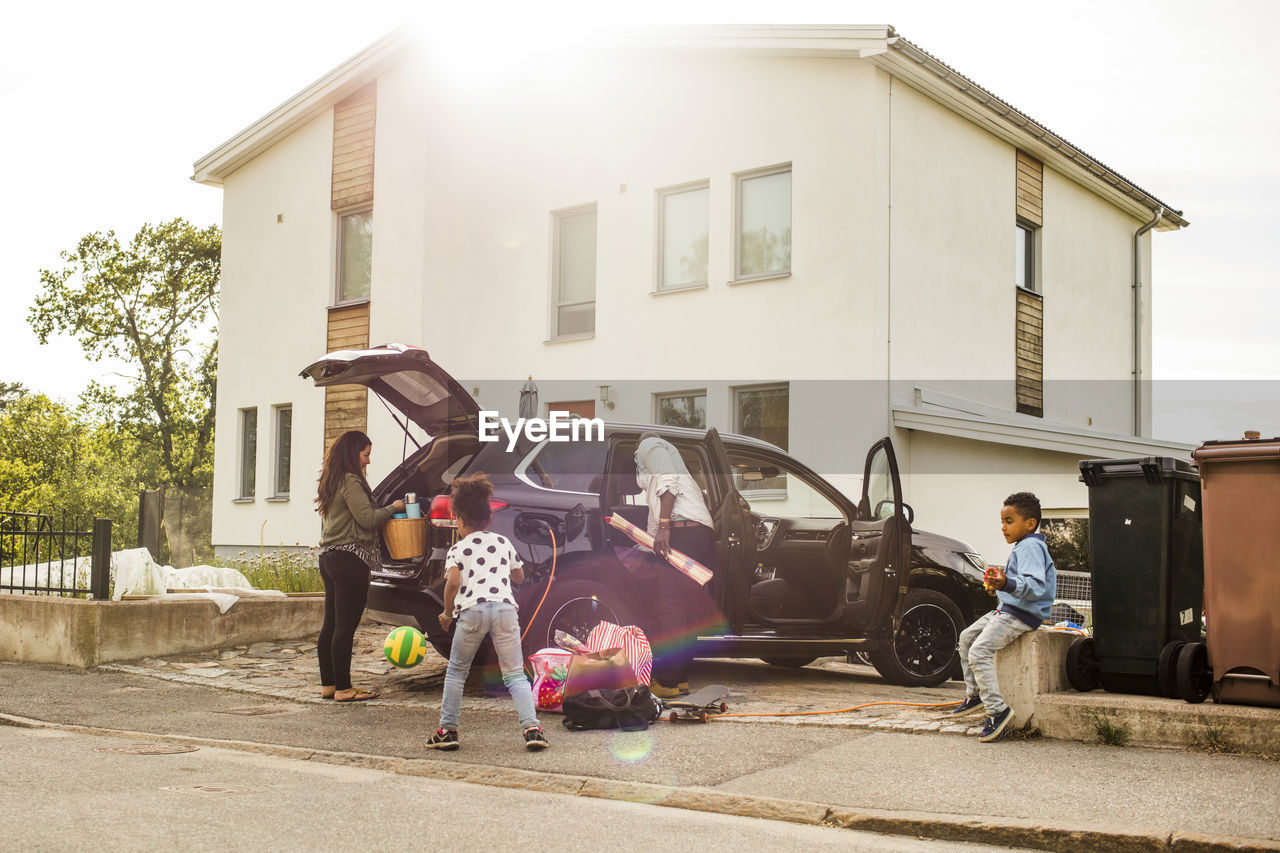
874, 500, 914, 524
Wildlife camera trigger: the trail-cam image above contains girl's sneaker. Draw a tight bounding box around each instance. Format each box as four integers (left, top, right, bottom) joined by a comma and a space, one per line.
426, 728, 459, 750
524, 727, 549, 750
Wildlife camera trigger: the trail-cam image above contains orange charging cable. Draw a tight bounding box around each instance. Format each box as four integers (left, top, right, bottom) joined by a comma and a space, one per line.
520, 526, 557, 643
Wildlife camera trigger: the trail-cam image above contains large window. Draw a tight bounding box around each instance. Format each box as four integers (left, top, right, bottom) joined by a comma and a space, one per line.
657, 182, 709, 291
337, 209, 373, 303
735, 165, 792, 281
656, 390, 706, 429
1015, 222, 1037, 292
734, 384, 788, 450
272, 405, 292, 498
238, 407, 258, 500
552, 204, 597, 339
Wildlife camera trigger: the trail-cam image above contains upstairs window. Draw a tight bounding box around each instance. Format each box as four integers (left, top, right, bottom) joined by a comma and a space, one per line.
1015, 222, 1037, 292
657, 182, 709, 291
337, 209, 372, 303
552, 204, 597, 339
735, 165, 792, 281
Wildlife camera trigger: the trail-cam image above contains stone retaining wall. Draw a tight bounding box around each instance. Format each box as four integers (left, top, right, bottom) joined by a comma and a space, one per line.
0, 593, 323, 668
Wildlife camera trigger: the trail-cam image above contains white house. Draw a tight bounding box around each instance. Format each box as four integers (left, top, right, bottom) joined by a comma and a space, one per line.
193, 24, 1192, 565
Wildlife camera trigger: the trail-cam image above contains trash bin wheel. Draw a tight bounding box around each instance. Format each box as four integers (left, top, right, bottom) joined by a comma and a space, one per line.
1065, 636, 1101, 692
1175, 641, 1211, 704
1157, 641, 1186, 700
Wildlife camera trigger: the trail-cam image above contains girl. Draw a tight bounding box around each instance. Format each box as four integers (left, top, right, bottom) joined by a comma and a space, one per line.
315, 430, 404, 701
427, 472, 547, 750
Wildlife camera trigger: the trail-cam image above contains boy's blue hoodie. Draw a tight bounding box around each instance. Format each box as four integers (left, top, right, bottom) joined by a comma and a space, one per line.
997, 531, 1057, 629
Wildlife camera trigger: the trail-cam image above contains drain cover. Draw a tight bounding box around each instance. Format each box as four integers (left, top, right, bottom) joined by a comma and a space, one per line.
96, 743, 200, 755
213, 706, 289, 716
162, 785, 262, 797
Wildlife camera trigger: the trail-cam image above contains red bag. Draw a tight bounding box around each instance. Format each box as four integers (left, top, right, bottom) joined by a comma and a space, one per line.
529, 648, 573, 712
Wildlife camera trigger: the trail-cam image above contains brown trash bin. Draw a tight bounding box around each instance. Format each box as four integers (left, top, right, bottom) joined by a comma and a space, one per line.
1191, 436, 1280, 707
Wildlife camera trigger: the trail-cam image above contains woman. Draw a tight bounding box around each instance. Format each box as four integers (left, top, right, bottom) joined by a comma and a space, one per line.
315, 430, 404, 701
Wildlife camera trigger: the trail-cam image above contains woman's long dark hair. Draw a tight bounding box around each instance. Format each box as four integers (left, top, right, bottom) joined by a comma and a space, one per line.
316, 430, 372, 517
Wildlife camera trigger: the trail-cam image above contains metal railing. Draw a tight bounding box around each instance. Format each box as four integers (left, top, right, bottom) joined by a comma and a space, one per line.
1051, 569, 1093, 627
0, 511, 112, 599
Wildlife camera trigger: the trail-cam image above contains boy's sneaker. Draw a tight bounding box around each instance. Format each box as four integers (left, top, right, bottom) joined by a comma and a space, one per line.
950, 695, 984, 716
524, 727, 549, 750
979, 707, 1014, 743
426, 728, 459, 750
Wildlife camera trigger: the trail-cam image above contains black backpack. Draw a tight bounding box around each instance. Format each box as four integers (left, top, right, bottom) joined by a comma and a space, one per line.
561, 686, 659, 732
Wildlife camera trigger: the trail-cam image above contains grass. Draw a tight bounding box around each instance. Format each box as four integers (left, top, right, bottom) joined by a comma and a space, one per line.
1192, 724, 1231, 754
1092, 714, 1130, 747
216, 547, 324, 593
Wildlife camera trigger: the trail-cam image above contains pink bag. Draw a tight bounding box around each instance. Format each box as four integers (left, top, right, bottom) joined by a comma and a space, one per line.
529, 647, 573, 712
585, 622, 652, 687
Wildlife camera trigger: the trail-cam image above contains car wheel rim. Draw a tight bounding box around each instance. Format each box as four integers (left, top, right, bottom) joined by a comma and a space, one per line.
547, 595, 617, 647
894, 602, 958, 678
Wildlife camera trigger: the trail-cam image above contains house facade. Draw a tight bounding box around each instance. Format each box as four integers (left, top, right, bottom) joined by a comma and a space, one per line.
194, 25, 1191, 565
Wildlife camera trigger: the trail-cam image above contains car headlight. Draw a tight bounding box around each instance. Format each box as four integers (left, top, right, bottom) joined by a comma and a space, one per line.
962, 552, 987, 573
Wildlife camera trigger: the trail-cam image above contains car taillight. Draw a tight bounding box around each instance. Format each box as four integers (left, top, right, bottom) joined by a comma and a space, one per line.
428, 495, 509, 528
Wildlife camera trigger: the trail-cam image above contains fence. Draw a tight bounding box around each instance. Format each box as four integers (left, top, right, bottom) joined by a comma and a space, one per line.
1050, 570, 1093, 627
0, 511, 112, 599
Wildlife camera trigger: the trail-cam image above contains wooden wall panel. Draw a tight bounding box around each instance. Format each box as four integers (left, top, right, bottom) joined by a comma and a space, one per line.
331, 84, 376, 211
1015, 289, 1043, 417
1016, 150, 1043, 227
324, 303, 370, 448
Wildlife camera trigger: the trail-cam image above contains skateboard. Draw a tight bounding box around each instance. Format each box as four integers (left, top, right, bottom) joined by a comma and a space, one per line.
663, 684, 730, 723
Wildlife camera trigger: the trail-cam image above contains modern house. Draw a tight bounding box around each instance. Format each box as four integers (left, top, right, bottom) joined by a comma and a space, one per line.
194, 24, 1192, 565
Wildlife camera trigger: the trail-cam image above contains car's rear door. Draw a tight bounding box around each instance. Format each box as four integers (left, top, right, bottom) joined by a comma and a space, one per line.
843, 437, 912, 635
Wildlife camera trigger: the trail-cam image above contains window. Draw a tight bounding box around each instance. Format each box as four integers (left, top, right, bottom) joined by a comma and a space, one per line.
552, 204, 597, 338
655, 391, 706, 429
1015, 223, 1037, 292
726, 449, 840, 518
734, 384, 788, 451
657, 182, 709, 290
238, 407, 258, 500
735, 165, 791, 280
337, 209, 372, 303
272, 405, 292, 498
518, 439, 608, 495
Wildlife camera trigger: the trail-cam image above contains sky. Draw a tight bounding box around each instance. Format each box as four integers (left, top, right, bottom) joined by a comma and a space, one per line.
3, 0, 1277, 443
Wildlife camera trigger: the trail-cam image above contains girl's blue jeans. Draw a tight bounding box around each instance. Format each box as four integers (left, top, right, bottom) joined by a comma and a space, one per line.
439, 601, 539, 731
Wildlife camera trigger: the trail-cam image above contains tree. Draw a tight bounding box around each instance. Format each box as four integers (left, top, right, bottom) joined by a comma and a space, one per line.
31, 219, 220, 488
0, 381, 27, 411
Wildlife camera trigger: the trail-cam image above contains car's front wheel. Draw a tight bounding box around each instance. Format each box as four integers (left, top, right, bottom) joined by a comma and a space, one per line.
519, 577, 637, 659
869, 588, 964, 687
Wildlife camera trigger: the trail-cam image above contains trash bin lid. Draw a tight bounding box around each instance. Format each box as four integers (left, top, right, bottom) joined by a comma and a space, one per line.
1079, 456, 1198, 486
1193, 437, 1280, 464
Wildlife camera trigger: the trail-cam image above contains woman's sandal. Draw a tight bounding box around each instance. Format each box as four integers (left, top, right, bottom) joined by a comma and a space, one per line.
334, 687, 379, 702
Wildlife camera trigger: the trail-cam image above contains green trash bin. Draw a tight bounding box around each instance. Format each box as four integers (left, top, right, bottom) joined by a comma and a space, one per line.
1077, 457, 1204, 695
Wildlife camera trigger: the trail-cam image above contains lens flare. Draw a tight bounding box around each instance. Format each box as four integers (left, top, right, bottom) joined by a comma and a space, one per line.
608, 729, 654, 764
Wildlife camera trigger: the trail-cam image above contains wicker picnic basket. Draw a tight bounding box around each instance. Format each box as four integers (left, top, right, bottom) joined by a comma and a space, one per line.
383, 517, 428, 560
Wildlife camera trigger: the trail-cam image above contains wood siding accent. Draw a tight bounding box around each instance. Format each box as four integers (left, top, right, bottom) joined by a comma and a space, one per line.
324, 303, 370, 447
331, 84, 376, 211
1016, 151, 1043, 227
1015, 288, 1043, 417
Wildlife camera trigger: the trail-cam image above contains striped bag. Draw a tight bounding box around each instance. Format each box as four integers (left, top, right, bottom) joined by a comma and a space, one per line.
585, 621, 652, 687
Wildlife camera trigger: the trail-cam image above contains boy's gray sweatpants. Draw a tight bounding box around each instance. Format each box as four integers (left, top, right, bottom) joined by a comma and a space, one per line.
958, 610, 1033, 716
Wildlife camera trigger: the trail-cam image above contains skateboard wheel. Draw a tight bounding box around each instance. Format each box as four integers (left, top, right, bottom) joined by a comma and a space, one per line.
719, 702, 727, 713
698, 712, 708, 723
669, 711, 678, 723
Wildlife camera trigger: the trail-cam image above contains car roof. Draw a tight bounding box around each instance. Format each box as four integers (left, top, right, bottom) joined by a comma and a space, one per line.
596, 420, 785, 455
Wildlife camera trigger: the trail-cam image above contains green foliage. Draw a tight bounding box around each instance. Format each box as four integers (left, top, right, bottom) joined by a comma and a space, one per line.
1192, 724, 1231, 754
31, 219, 221, 489
1043, 518, 1091, 574
0, 393, 139, 543
739, 225, 791, 277
1092, 714, 1130, 746
0, 382, 28, 411
217, 548, 323, 594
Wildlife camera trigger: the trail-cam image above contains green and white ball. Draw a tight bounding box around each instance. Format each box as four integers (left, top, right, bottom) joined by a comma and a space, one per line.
384, 626, 427, 668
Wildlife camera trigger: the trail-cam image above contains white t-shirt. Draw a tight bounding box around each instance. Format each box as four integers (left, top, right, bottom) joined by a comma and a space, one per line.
445, 530, 522, 617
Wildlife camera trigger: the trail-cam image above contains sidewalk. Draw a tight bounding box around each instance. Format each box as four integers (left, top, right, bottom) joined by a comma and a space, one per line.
2, 624, 1278, 851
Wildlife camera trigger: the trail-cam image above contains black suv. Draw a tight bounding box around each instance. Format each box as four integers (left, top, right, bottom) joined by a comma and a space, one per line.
302, 345, 991, 687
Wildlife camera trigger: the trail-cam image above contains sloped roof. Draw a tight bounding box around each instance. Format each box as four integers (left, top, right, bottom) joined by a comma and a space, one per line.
190, 23, 1186, 229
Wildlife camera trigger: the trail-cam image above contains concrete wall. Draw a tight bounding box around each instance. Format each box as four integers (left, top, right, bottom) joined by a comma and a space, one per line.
0, 594, 323, 668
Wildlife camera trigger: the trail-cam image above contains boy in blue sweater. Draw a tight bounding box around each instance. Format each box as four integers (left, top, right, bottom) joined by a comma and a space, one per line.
951, 492, 1057, 743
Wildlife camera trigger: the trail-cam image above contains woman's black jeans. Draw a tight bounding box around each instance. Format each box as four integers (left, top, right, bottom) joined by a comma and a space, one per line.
317, 550, 371, 690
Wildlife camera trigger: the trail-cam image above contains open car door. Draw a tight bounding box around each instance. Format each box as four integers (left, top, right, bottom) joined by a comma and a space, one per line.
843, 437, 912, 636
705, 428, 754, 634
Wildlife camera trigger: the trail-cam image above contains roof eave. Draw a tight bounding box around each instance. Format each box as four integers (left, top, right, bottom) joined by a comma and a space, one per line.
873, 33, 1187, 231
190, 24, 417, 187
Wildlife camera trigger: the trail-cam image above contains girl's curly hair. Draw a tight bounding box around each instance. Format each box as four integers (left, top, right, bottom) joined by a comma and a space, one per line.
450, 472, 493, 529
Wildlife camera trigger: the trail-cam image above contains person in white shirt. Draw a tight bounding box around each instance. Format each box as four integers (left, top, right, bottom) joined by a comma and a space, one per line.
634, 432, 717, 699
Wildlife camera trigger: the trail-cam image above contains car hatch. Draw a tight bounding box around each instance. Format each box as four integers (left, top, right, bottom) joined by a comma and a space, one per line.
299, 343, 480, 435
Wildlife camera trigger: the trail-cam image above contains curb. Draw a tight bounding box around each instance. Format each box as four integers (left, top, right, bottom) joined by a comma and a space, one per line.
3, 712, 1277, 852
